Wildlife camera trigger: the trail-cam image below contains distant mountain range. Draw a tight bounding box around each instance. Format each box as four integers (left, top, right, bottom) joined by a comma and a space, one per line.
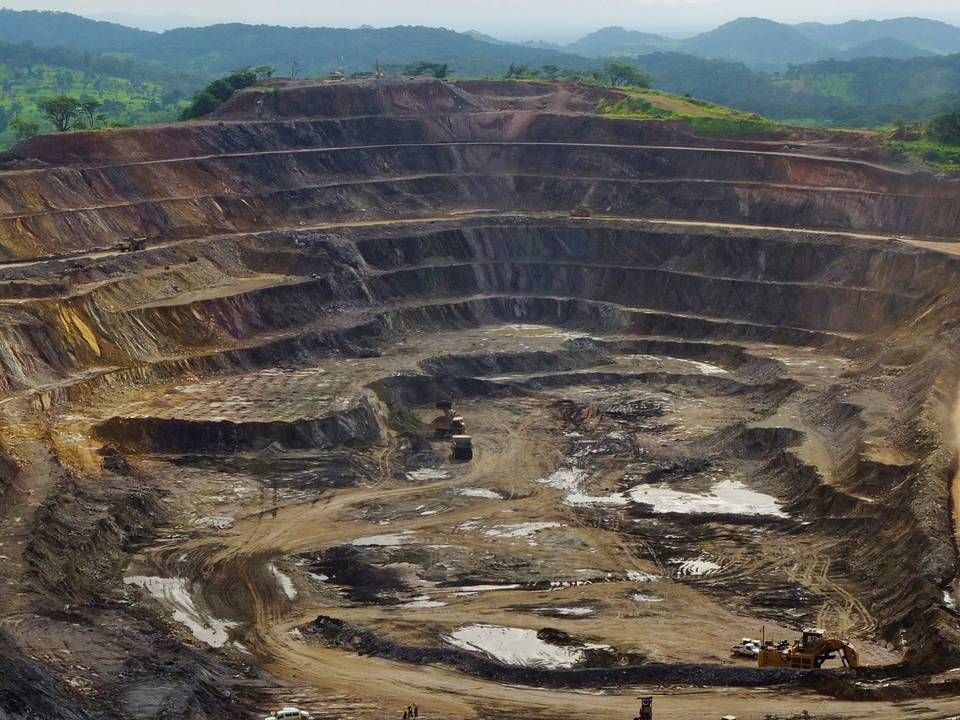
3, 9, 960, 128
3, 10, 960, 75
558, 17, 960, 70
561, 18, 960, 71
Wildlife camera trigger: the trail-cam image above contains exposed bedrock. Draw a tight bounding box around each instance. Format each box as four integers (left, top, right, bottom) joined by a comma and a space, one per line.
1, 78, 959, 717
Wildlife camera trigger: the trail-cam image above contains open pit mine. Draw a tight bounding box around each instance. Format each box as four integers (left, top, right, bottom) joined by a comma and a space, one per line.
1, 77, 960, 720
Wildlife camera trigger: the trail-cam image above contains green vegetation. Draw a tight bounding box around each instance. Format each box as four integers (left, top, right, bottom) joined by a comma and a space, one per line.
594, 85, 782, 136
887, 108, 960, 174
0, 40, 202, 147
179, 67, 273, 120
401, 61, 450, 79
928, 108, 960, 145
604, 61, 652, 88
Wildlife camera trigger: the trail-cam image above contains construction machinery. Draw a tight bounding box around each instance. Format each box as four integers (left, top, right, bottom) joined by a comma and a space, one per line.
757, 627, 859, 670
451, 434, 473, 461
570, 205, 592, 218
117, 236, 147, 253
429, 400, 465, 438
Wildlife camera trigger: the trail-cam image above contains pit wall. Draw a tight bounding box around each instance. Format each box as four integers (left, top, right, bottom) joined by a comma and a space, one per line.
1, 219, 948, 394
2, 140, 959, 259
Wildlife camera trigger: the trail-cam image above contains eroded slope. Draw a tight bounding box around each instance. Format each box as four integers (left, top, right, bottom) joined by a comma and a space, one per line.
0, 78, 958, 720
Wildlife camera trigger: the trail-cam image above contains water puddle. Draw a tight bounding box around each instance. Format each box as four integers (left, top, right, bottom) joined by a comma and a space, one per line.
672, 558, 723, 577
268, 564, 298, 600
350, 530, 416, 546
443, 624, 604, 668
407, 468, 450, 481
626, 570, 660, 582
541, 607, 595, 616
457, 487, 504, 500
401, 596, 448, 609
193, 515, 234, 530
484, 522, 562, 538
124, 575, 236, 648
628, 479, 785, 517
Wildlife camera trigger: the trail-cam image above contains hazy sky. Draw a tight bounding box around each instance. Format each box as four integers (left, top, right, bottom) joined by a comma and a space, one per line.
6, 0, 960, 40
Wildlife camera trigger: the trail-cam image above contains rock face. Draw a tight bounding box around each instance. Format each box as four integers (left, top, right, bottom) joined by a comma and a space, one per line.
0, 78, 959, 718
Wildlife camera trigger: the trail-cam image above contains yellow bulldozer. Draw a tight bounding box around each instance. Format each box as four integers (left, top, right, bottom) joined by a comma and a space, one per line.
757, 627, 859, 670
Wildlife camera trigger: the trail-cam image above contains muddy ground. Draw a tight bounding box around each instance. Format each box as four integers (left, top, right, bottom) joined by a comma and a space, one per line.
0, 78, 958, 720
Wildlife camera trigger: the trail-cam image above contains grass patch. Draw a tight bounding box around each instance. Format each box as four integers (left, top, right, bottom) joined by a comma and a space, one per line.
888, 140, 960, 174
596, 86, 783, 137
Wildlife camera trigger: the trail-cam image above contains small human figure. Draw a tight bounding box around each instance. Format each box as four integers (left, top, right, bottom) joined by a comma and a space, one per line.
402, 709, 408, 720
407, 705, 414, 719
413, 704, 419, 718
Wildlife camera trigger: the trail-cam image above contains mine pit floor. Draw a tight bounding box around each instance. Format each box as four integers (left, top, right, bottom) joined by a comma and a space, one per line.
81, 323, 954, 719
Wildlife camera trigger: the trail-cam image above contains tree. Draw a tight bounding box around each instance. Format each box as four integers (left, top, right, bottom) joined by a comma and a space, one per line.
37, 94, 82, 131
179, 68, 267, 121
927, 109, 960, 145
540, 65, 560, 80
605, 61, 653, 89
402, 61, 449, 79
79, 98, 103, 128
505, 63, 530, 79
10, 115, 39, 140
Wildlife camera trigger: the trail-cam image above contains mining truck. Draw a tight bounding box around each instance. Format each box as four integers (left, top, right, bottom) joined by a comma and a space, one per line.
758, 627, 859, 669
451, 434, 473, 461
117, 236, 147, 253
429, 400, 465, 437
570, 205, 592, 218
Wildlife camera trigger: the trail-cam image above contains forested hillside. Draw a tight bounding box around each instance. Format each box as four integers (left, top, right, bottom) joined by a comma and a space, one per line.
0, 41, 201, 146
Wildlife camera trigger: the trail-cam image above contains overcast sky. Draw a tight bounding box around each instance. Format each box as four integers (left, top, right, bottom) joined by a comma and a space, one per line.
6, 0, 960, 40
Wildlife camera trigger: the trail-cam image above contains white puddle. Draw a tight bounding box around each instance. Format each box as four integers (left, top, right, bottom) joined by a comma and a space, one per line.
193, 515, 234, 530
402, 596, 448, 609
628, 479, 785, 517
457, 487, 504, 500
124, 576, 236, 648
543, 607, 595, 616
448, 583, 522, 595
626, 570, 660, 583
351, 531, 415, 546
673, 559, 723, 577
268, 564, 298, 600
485, 522, 561, 538
407, 468, 450, 481
539, 466, 782, 517
538, 467, 627, 507
444, 624, 604, 668
680, 359, 728, 376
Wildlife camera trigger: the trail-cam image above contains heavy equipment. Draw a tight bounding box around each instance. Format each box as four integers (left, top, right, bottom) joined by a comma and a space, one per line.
757, 627, 859, 669
117, 236, 147, 253
570, 206, 592, 218
429, 400, 465, 437
451, 435, 473, 461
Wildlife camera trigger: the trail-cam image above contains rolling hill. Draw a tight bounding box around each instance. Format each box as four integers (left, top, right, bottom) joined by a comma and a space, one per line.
0, 40, 201, 147
0, 8, 150, 51
794, 17, 960, 54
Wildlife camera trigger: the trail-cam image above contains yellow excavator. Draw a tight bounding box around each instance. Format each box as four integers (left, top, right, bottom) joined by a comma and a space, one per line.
758, 627, 859, 670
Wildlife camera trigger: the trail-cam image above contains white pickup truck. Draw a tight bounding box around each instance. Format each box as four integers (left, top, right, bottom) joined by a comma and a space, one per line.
264, 708, 310, 719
